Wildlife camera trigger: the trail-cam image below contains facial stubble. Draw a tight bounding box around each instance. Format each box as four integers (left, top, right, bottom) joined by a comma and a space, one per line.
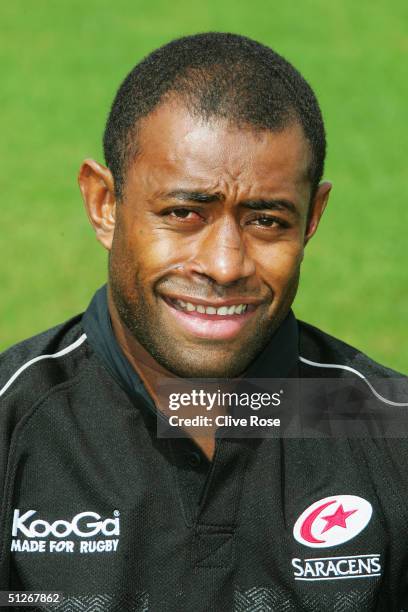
108, 252, 300, 378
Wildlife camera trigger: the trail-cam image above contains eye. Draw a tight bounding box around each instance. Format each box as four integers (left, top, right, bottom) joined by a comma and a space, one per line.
254, 216, 278, 227
166, 208, 204, 223
171, 208, 196, 219
248, 215, 289, 228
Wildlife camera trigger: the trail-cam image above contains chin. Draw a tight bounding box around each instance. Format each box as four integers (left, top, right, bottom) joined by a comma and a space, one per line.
152, 346, 254, 379
164, 363, 244, 379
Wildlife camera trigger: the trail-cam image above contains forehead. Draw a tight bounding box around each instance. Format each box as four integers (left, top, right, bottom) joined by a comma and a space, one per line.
126, 100, 312, 196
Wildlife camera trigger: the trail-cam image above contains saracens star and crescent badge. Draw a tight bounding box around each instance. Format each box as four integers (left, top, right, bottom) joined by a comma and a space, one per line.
293, 495, 373, 548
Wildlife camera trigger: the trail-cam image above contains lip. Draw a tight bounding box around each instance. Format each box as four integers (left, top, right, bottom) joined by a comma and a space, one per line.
160, 293, 264, 308
160, 295, 259, 340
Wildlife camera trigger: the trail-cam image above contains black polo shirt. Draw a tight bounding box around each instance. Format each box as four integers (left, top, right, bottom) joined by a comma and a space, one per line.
0, 286, 407, 611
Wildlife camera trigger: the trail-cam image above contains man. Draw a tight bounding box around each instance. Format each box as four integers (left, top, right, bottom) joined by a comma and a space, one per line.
0, 32, 407, 611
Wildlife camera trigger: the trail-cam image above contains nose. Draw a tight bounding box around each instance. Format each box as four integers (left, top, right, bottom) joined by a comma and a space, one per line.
191, 216, 256, 286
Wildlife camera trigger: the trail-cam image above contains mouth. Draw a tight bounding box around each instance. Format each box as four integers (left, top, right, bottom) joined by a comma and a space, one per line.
161, 295, 260, 340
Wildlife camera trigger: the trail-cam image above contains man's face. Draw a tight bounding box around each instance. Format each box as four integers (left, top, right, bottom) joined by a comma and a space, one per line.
98, 101, 329, 377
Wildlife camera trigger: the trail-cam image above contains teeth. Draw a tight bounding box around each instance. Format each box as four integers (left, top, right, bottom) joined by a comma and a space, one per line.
173, 299, 248, 315
216, 306, 228, 315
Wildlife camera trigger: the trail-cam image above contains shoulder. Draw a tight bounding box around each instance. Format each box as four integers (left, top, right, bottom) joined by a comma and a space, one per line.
297, 319, 404, 378
0, 316, 90, 414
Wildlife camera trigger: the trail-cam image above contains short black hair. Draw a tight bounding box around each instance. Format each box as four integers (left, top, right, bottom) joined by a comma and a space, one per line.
103, 32, 326, 201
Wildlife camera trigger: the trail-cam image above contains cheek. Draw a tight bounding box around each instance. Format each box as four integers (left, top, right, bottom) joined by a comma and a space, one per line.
120, 220, 188, 282
253, 241, 304, 289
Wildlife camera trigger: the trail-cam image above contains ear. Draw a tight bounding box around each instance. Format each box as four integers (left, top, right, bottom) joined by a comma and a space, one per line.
78, 159, 117, 251
304, 181, 332, 246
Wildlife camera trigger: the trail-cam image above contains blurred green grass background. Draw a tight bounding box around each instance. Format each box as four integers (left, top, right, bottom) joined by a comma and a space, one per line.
1, 1, 407, 372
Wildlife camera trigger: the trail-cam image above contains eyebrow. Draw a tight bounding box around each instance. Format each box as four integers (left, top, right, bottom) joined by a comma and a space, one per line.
164, 190, 299, 216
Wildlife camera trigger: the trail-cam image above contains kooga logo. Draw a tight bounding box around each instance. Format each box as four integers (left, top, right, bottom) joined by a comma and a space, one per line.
12, 509, 120, 538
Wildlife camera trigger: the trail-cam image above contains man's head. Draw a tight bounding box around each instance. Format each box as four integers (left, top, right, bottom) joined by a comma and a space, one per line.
103, 32, 326, 203
79, 32, 331, 378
